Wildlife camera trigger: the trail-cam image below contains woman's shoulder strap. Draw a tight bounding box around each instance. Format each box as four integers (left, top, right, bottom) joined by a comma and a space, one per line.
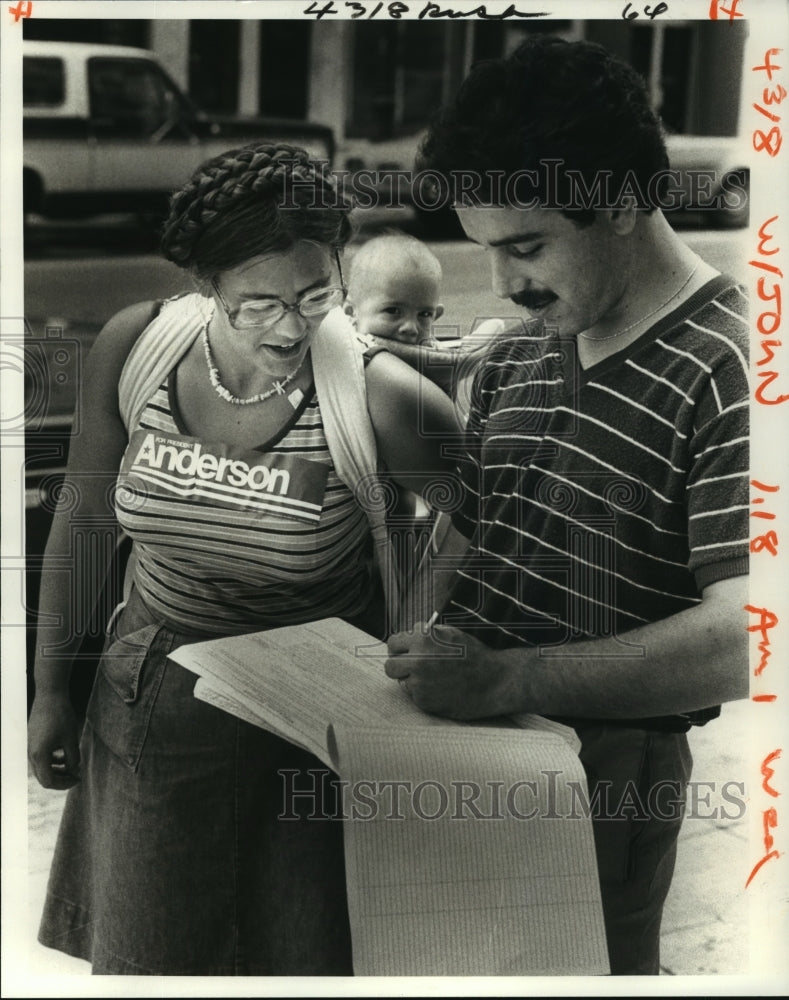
118, 292, 210, 433
312, 308, 401, 618
312, 307, 378, 484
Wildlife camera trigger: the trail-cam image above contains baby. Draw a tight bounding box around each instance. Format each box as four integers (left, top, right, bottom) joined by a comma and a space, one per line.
344, 233, 444, 347
344, 231, 503, 405
343, 233, 450, 557
343, 232, 506, 587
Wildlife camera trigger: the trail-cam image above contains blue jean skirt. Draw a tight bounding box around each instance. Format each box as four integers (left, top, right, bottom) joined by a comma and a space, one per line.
37, 588, 353, 975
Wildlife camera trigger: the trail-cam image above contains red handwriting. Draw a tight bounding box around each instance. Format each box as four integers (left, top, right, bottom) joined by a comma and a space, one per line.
745, 604, 778, 674
7, 0, 31, 19
751, 216, 788, 405
747, 47, 784, 907
746, 750, 782, 888
762, 749, 782, 796
752, 49, 783, 157
746, 807, 780, 888
709, 0, 742, 19
750, 480, 780, 555
746, 603, 779, 701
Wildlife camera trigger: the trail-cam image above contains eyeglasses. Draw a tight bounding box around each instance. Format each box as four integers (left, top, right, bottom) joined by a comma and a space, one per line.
212, 251, 346, 331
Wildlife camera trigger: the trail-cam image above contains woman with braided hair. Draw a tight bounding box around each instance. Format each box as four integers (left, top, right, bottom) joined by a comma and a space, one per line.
28, 142, 458, 975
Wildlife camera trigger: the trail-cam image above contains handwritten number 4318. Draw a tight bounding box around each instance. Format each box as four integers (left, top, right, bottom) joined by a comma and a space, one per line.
304, 1, 408, 16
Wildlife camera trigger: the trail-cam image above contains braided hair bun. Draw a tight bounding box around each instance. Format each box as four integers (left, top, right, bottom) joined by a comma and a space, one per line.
160, 142, 352, 278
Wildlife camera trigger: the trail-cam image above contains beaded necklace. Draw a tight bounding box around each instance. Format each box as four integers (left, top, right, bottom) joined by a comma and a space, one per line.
202, 326, 302, 405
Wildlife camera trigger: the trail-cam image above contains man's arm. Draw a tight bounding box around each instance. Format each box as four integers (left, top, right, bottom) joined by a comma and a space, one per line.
386, 574, 748, 720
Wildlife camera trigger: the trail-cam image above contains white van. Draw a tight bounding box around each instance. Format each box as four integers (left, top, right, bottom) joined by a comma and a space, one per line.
23, 40, 335, 218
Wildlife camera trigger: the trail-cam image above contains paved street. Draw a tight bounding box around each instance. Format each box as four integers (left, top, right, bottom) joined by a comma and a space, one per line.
10, 218, 762, 986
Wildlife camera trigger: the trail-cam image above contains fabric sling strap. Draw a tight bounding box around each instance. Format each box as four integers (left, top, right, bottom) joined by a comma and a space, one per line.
310, 311, 401, 629
116, 296, 401, 630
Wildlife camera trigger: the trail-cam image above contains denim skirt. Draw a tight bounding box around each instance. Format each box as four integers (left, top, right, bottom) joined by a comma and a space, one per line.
38, 588, 353, 975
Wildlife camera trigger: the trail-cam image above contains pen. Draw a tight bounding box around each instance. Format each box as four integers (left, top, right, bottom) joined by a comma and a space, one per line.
399, 611, 440, 691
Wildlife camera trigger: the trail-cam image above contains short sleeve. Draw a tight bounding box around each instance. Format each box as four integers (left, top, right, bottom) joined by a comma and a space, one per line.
687, 343, 750, 590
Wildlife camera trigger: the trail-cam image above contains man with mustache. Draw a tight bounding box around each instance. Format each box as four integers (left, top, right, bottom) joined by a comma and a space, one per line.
385, 35, 748, 975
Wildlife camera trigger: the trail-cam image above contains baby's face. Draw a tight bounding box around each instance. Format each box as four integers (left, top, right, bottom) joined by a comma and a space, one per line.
350, 265, 443, 345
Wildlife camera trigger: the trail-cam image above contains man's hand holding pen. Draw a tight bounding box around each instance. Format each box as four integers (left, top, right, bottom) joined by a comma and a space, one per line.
385, 613, 527, 721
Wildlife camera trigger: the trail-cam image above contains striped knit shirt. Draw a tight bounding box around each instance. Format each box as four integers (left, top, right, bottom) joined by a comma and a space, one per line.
447, 275, 749, 727
115, 375, 372, 634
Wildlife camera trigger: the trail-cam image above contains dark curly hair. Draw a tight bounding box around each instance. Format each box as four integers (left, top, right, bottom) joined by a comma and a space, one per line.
160, 142, 353, 278
419, 35, 669, 224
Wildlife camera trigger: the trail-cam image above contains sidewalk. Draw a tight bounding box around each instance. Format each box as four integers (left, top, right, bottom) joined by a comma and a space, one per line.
659, 697, 750, 975
24, 699, 752, 979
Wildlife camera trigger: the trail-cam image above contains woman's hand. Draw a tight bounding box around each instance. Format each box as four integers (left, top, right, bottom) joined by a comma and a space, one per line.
28, 691, 82, 790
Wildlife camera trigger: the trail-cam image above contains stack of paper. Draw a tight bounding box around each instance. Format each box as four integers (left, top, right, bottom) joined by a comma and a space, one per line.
169, 618, 609, 976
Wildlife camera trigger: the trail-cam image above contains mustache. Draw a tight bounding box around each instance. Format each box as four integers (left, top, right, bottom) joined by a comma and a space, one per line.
510, 289, 558, 310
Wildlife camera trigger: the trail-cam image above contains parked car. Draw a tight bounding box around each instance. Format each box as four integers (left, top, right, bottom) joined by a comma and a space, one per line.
23, 40, 335, 220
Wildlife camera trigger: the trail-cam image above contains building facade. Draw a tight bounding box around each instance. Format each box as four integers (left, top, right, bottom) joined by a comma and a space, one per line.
24, 15, 746, 167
